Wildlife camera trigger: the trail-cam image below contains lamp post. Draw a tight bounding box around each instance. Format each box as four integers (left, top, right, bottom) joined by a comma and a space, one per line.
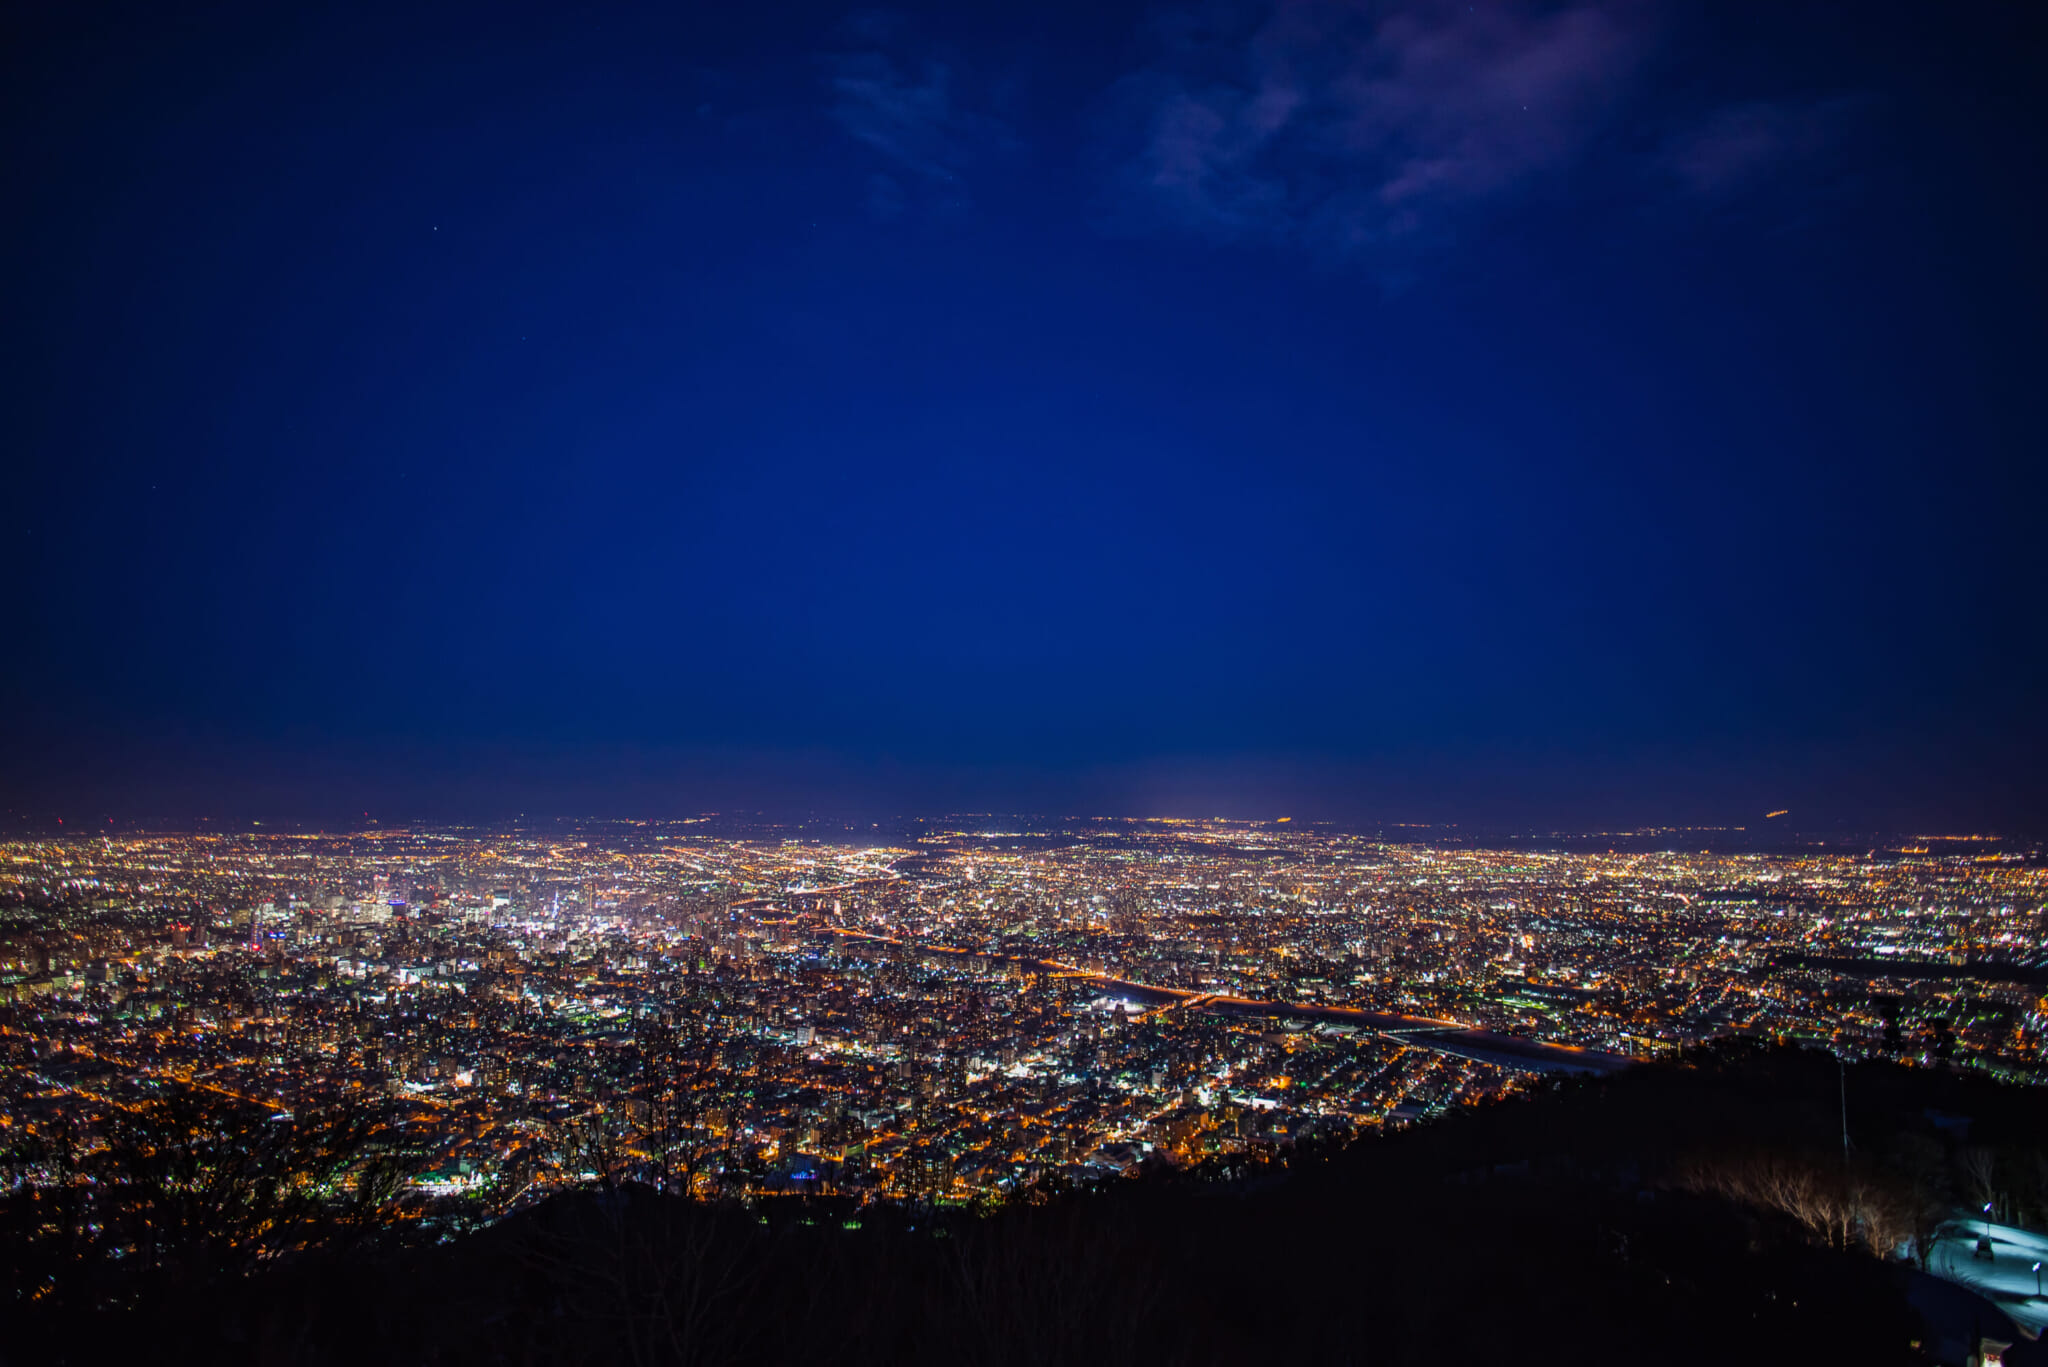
2032, 1260, 2041, 1297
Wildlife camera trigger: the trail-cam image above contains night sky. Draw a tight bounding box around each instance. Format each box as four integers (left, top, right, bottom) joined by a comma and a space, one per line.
5, 0, 2044, 830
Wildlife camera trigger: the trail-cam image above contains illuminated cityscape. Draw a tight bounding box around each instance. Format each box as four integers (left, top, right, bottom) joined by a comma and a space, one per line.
6, 816, 2041, 1224
7, 0, 2047, 1354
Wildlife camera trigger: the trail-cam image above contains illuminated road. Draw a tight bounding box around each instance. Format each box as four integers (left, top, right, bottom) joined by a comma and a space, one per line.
811, 926, 1636, 1076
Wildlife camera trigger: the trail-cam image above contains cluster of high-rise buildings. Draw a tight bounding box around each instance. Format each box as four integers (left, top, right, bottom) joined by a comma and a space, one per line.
2, 816, 2042, 1218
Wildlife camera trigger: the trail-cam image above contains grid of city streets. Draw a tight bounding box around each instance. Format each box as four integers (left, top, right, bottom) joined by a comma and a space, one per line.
4, 815, 2041, 1221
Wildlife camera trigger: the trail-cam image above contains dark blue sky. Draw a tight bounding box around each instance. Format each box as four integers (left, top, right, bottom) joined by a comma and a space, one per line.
5, 0, 2044, 829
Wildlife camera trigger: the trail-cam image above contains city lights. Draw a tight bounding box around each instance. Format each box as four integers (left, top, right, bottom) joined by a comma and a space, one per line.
2, 816, 2040, 1220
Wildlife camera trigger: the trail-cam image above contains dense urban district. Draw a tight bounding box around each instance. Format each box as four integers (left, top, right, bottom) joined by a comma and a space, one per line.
3, 816, 2044, 1228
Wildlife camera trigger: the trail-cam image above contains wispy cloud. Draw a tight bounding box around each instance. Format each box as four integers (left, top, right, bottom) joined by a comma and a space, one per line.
823, 15, 1014, 220
828, 51, 969, 185
1661, 96, 1865, 199
817, 2, 1867, 250
1096, 0, 1872, 264
1100, 0, 1660, 254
